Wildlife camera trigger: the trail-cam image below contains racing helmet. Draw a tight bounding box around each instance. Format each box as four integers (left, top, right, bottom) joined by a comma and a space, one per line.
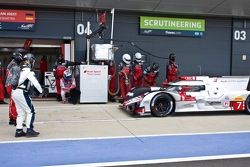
23, 53, 35, 68
152, 63, 159, 71
12, 52, 23, 64
122, 53, 131, 65
169, 53, 176, 62
63, 69, 72, 80
57, 56, 65, 65
134, 52, 142, 63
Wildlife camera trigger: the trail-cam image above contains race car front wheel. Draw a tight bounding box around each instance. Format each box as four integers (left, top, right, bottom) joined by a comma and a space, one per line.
150, 93, 174, 117
245, 95, 250, 114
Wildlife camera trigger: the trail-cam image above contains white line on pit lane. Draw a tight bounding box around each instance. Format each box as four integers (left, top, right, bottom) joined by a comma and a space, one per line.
1, 130, 250, 144
34, 104, 120, 109
43, 153, 250, 167
34, 118, 140, 124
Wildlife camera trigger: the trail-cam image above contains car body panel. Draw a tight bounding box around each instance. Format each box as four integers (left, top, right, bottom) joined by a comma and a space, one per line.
123, 76, 250, 116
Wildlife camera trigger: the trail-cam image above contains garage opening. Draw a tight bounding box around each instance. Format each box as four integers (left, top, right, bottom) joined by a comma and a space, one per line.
0, 38, 71, 98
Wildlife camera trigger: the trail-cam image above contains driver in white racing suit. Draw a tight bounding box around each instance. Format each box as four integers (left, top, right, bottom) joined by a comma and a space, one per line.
12, 53, 43, 137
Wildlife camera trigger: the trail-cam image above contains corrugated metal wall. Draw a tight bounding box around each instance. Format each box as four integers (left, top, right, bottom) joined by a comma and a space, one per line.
232, 19, 250, 75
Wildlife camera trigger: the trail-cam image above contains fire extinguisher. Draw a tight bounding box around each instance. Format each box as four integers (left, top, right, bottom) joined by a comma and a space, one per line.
108, 61, 120, 97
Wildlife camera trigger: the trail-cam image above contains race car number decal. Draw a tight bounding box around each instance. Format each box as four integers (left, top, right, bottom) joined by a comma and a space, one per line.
230, 101, 245, 111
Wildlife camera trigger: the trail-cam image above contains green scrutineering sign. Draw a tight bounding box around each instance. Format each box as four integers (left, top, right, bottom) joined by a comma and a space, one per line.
140, 16, 205, 37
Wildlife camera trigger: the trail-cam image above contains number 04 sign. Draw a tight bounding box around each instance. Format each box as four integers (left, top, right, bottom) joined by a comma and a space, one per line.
234, 30, 247, 41
76, 23, 92, 35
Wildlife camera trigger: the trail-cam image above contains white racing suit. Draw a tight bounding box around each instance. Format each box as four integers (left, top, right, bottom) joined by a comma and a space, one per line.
12, 66, 42, 130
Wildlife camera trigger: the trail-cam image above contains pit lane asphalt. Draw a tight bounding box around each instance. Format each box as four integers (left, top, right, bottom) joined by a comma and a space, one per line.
0, 100, 250, 166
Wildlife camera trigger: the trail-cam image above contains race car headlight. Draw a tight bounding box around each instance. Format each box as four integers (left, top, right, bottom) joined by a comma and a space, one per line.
124, 95, 144, 106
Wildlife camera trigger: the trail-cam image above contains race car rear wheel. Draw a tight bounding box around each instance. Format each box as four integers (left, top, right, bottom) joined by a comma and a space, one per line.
245, 95, 250, 114
150, 93, 175, 117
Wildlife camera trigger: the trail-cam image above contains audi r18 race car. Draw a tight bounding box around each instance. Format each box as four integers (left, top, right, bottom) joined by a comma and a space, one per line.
123, 76, 250, 117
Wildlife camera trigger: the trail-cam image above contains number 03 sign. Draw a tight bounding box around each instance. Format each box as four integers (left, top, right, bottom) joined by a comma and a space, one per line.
234, 30, 247, 41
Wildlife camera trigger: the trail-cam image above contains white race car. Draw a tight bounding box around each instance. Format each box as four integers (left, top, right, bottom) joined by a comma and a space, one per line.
123, 76, 250, 117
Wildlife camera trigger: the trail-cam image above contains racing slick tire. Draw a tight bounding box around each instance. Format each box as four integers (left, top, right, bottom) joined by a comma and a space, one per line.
245, 95, 250, 114
150, 93, 175, 117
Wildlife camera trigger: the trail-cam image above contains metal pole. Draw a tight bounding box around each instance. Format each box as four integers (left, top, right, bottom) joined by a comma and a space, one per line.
110, 8, 115, 45
244, 19, 247, 29
198, 65, 202, 75
86, 21, 90, 65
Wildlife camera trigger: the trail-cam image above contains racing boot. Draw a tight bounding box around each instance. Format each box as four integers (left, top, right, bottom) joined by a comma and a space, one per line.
57, 95, 62, 101
26, 128, 40, 137
9, 119, 16, 126
15, 129, 26, 137
0, 101, 8, 104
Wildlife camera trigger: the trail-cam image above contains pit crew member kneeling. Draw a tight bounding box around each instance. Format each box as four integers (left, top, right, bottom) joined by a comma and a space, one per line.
60, 69, 76, 104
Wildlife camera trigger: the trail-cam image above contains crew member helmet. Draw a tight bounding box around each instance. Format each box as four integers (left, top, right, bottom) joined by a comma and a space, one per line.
152, 63, 159, 71
122, 53, 131, 65
23, 53, 35, 68
12, 52, 23, 64
169, 53, 176, 62
63, 69, 72, 80
134, 52, 142, 63
57, 56, 65, 65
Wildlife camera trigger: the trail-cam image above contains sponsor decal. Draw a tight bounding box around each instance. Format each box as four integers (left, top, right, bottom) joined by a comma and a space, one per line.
178, 86, 196, 101
222, 96, 230, 107
230, 101, 245, 111
180, 95, 196, 101
83, 70, 101, 76
143, 30, 152, 34
234, 96, 244, 101
0, 9, 35, 23
19, 23, 34, 30
223, 101, 230, 107
220, 79, 248, 83
134, 107, 145, 114
0, 9, 35, 31
179, 76, 196, 80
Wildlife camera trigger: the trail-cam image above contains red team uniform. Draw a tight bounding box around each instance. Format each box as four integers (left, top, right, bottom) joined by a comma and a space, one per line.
143, 63, 159, 87
132, 53, 143, 88
119, 54, 132, 101
166, 53, 178, 82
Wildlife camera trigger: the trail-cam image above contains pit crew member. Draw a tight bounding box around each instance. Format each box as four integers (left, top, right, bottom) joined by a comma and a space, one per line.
60, 69, 76, 104
166, 53, 178, 82
143, 63, 160, 87
119, 54, 132, 102
12, 53, 42, 137
5, 52, 23, 125
132, 52, 143, 88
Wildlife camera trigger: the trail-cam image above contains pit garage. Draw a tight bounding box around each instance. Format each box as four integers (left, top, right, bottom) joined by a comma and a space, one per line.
0, 38, 72, 96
